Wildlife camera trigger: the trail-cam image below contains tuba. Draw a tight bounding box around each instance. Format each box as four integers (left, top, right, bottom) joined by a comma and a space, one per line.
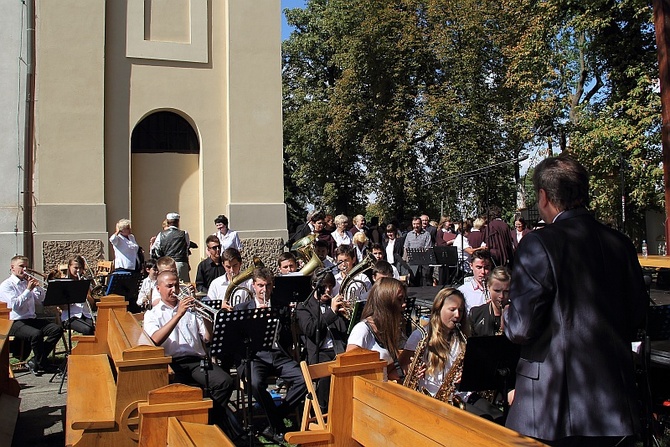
339, 252, 376, 319
223, 256, 264, 307
291, 234, 324, 276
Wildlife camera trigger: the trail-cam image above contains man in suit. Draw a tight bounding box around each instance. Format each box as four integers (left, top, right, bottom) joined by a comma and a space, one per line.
504, 156, 647, 446
420, 214, 437, 245
296, 271, 347, 412
234, 268, 306, 443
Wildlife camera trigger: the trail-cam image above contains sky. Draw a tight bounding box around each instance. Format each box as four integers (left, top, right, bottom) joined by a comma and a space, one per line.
281, 0, 306, 40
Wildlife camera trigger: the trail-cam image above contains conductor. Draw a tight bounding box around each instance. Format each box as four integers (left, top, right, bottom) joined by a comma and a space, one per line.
504, 156, 647, 446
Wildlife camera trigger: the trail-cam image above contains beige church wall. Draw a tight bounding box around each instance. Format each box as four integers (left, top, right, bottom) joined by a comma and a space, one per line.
106, 0, 288, 259
225, 0, 287, 241
131, 152, 202, 281
33, 0, 107, 270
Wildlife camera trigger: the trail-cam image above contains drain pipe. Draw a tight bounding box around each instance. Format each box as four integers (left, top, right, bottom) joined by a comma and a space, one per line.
23, 0, 35, 259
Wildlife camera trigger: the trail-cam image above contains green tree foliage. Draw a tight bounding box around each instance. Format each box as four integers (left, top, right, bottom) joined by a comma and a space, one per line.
283, 0, 662, 232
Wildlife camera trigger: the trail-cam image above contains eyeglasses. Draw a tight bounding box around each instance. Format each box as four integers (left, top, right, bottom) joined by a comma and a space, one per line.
208, 245, 222, 251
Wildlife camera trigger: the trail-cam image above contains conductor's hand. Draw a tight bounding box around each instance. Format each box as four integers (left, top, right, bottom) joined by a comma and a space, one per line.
177, 296, 195, 317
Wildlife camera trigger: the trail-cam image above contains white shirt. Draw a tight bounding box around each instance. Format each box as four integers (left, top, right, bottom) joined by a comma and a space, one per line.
59, 279, 93, 321
207, 274, 252, 307
332, 271, 371, 301
137, 277, 159, 307
331, 230, 353, 247
214, 229, 243, 251
109, 233, 140, 270
453, 234, 471, 263
0, 274, 45, 320
385, 241, 396, 264
143, 300, 207, 358
405, 328, 462, 396
458, 277, 487, 311
348, 321, 392, 364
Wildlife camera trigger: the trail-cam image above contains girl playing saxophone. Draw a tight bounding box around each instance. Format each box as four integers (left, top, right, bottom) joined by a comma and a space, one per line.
399, 288, 468, 400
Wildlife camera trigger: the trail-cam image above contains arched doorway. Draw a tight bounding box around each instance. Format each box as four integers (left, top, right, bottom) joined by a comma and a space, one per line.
130, 110, 201, 281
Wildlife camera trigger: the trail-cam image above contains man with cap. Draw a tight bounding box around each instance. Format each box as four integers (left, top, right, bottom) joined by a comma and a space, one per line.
151, 212, 192, 282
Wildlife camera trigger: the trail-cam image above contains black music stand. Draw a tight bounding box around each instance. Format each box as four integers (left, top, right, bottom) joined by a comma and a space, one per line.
210, 307, 280, 447
459, 335, 520, 418
273, 276, 312, 308
406, 248, 436, 266
43, 279, 91, 393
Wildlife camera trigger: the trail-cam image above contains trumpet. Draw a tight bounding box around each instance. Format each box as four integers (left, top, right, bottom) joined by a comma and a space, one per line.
23, 268, 47, 287
176, 283, 218, 323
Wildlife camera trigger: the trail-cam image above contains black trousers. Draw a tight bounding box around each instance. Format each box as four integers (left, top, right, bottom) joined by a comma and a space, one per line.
10, 318, 62, 368
241, 350, 307, 432
171, 355, 235, 420
64, 316, 95, 336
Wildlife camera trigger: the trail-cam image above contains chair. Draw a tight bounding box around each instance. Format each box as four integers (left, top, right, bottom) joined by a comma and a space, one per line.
96, 260, 113, 279
300, 360, 335, 431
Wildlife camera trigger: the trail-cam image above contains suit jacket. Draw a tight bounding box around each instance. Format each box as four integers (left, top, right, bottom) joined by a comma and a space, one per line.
504, 207, 647, 440
425, 225, 437, 244
296, 297, 348, 365
483, 219, 515, 266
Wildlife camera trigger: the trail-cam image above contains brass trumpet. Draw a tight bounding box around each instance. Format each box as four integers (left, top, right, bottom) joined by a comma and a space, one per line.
177, 283, 218, 323
23, 268, 47, 287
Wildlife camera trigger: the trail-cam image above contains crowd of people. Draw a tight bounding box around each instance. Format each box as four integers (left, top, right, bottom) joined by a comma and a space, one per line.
0, 156, 649, 447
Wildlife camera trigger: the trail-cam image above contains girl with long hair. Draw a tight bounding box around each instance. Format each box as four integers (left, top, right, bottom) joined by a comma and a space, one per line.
346, 277, 406, 380
399, 287, 468, 396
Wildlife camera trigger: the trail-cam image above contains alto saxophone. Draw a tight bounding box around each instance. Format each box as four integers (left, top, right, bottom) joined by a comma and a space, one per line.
403, 319, 428, 391
433, 323, 467, 407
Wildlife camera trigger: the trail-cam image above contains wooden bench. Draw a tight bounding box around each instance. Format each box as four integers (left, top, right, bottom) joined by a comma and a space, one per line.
66, 295, 172, 447
285, 349, 547, 447
137, 383, 233, 447
0, 303, 20, 446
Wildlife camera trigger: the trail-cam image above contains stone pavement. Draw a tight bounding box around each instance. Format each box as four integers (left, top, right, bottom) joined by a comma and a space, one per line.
11, 363, 66, 447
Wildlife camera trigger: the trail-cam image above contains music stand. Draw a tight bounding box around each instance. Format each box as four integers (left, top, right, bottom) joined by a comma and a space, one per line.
210, 307, 280, 447
272, 276, 312, 308
43, 279, 91, 393
459, 335, 520, 416
406, 248, 436, 266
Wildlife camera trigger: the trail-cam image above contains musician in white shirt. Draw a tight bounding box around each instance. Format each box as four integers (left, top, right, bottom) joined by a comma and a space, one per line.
0, 256, 62, 375
144, 271, 235, 434
206, 248, 251, 309
109, 218, 140, 272
331, 245, 371, 301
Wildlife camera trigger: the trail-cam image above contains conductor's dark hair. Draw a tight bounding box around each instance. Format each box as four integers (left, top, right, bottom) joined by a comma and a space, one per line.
533, 155, 590, 210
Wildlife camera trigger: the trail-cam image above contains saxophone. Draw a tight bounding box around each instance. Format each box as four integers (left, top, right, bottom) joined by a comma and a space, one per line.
433, 323, 467, 407
402, 319, 428, 391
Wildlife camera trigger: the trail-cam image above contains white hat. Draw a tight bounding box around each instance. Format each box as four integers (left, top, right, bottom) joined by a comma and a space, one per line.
166, 212, 180, 220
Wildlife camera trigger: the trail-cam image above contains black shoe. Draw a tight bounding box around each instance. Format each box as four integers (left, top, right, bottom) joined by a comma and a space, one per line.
261, 426, 286, 445
27, 359, 43, 376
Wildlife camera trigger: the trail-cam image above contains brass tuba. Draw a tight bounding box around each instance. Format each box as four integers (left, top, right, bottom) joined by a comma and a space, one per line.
339, 252, 376, 319
291, 233, 316, 263
223, 256, 264, 307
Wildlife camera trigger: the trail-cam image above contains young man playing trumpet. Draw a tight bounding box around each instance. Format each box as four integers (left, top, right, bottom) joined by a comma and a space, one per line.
143, 270, 237, 437
0, 256, 62, 375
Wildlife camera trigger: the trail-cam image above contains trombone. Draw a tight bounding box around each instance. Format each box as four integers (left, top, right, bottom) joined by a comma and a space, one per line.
23, 268, 48, 287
